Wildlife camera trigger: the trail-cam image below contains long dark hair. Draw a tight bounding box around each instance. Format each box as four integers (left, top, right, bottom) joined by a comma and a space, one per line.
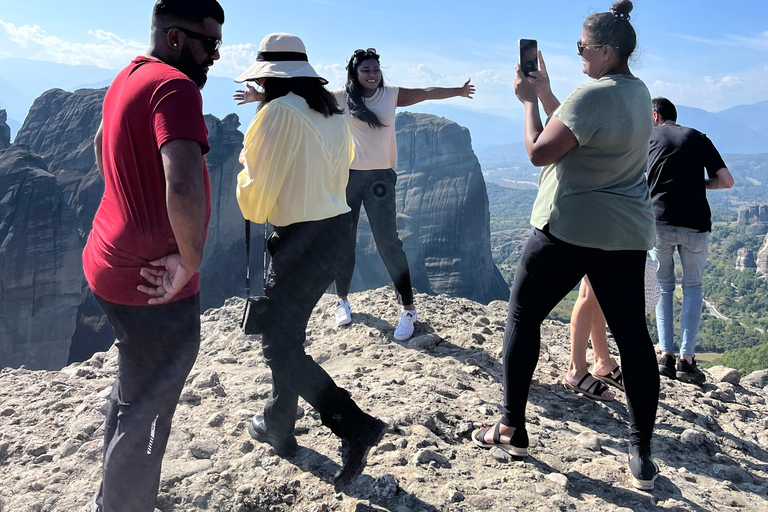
584, 0, 637, 59
261, 77, 343, 117
345, 50, 387, 129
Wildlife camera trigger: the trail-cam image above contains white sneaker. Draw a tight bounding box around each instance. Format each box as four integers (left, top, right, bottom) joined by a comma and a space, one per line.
334, 299, 352, 326
393, 309, 417, 341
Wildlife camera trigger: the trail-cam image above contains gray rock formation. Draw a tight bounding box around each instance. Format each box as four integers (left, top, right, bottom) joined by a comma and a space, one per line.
737, 204, 768, 226
198, 113, 253, 309
736, 247, 757, 271
5, 91, 508, 368
746, 222, 768, 236
350, 113, 509, 304
14, 88, 104, 175
756, 236, 768, 278
0, 109, 10, 150
1, 290, 766, 511
0, 146, 82, 370
14, 88, 107, 234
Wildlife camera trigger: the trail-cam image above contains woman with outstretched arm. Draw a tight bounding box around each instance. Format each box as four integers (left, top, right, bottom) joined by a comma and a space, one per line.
236, 48, 474, 341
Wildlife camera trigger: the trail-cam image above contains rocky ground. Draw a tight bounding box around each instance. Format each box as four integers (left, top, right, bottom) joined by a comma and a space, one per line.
1, 288, 767, 512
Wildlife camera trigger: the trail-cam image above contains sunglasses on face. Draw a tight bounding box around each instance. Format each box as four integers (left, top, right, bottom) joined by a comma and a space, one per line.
166, 26, 222, 54
576, 40, 605, 56
354, 47, 377, 58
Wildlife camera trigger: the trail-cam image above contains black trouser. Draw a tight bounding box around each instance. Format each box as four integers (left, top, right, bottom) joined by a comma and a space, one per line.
335, 168, 414, 305
92, 294, 200, 512
502, 228, 659, 447
262, 213, 372, 439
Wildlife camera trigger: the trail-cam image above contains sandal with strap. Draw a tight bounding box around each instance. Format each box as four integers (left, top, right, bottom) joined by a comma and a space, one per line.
593, 365, 625, 392
471, 422, 529, 457
563, 374, 614, 401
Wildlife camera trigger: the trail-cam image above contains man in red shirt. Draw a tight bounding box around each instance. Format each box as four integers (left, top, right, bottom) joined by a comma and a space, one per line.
83, 2, 223, 511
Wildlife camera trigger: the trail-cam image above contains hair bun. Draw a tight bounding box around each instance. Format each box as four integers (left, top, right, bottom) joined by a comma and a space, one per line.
610, 0, 633, 20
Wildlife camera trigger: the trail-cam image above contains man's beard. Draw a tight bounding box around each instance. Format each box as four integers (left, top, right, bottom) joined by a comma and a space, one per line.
175, 44, 212, 89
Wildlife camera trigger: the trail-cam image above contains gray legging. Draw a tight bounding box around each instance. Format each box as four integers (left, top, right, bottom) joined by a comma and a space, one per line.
334, 168, 414, 305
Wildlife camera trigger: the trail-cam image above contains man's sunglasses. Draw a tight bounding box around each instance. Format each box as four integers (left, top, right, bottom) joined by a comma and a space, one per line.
166, 26, 222, 54
354, 47, 377, 58
576, 40, 605, 56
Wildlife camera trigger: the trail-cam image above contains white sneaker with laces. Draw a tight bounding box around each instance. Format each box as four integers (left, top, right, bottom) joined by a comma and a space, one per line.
393, 309, 417, 341
334, 299, 352, 326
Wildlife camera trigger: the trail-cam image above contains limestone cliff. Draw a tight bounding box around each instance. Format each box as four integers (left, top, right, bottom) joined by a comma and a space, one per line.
198, 113, 255, 309
0, 109, 10, 150
756, 236, 768, 278
0, 146, 82, 370
737, 204, 768, 226
736, 247, 757, 271
5, 91, 509, 368
350, 113, 509, 304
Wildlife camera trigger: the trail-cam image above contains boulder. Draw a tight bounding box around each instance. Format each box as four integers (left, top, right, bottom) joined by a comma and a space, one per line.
742, 369, 768, 388
706, 366, 741, 385
0, 146, 82, 369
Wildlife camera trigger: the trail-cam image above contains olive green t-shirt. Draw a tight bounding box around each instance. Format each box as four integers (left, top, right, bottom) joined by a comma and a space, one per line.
530, 75, 656, 250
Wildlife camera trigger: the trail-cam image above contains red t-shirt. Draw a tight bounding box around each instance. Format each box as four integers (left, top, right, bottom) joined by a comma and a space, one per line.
83, 56, 212, 306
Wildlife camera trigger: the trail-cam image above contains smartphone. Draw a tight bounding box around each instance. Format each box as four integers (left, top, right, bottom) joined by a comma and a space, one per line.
519, 39, 538, 77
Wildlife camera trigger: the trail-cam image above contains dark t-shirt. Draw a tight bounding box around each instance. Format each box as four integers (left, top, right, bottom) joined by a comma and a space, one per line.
83, 56, 211, 306
646, 124, 726, 232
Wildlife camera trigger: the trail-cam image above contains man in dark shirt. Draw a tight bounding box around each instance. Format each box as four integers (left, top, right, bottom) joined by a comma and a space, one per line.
84, 1, 223, 510
648, 97, 733, 385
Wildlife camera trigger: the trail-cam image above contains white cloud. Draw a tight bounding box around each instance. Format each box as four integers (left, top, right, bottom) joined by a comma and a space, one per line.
0, 18, 146, 69
650, 66, 768, 112
208, 43, 258, 78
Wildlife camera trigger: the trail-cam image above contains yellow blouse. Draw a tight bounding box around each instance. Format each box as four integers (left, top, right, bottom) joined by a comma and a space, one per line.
236, 92, 354, 226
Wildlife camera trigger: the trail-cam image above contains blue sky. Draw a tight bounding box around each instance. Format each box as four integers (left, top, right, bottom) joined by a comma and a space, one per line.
1, 0, 767, 114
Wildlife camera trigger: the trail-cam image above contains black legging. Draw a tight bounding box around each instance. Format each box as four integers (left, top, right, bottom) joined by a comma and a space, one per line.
502, 228, 659, 447
335, 168, 414, 305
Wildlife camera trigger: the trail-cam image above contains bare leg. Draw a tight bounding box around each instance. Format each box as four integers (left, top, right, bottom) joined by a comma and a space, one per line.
566, 278, 615, 399
589, 299, 617, 376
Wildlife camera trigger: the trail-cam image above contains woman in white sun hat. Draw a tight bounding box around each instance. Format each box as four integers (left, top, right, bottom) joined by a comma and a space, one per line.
236, 47, 475, 341
234, 32, 386, 488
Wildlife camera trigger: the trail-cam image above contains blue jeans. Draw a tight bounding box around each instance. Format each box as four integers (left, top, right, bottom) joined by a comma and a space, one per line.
650, 224, 709, 357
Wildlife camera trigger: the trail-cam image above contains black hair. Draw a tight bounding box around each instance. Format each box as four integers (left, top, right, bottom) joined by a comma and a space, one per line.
153, 0, 225, 25
345, 50, 387, 129
583, 0, 636, 59
652, 97, 677, 123
261, 77, 343, 118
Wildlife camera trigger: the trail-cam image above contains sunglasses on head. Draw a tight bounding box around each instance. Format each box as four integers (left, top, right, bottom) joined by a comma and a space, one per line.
354, 47, 377, 58
166, 26, 222, 55
576, 40, 606, 55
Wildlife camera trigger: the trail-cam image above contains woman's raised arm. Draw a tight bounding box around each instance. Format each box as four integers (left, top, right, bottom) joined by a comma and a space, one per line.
396, 79, 475, 107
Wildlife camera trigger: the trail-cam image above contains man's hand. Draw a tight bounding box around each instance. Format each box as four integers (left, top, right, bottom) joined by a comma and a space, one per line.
138, 254, 197, 305
233, 83, 264, 105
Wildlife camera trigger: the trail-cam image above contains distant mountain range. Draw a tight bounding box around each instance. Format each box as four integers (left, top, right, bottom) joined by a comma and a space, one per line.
2, 57, 768, 154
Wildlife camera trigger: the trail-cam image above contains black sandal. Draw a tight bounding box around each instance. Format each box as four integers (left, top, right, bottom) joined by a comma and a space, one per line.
563, 374, 614, 401
471, 422, 529, 456
593, 365, 625, 392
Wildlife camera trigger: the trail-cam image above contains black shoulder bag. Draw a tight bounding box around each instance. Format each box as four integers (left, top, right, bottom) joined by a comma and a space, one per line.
240, 219, 271, 334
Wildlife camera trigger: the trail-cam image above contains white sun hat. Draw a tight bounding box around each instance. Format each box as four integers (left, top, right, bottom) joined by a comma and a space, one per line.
234, 33, 327, 84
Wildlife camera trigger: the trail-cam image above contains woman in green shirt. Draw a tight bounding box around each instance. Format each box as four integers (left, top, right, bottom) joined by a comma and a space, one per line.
472, 0, 660, 491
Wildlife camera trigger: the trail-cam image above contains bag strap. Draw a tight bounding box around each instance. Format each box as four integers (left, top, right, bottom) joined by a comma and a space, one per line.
245, 219, 251, 297
245, 220, 269, 297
